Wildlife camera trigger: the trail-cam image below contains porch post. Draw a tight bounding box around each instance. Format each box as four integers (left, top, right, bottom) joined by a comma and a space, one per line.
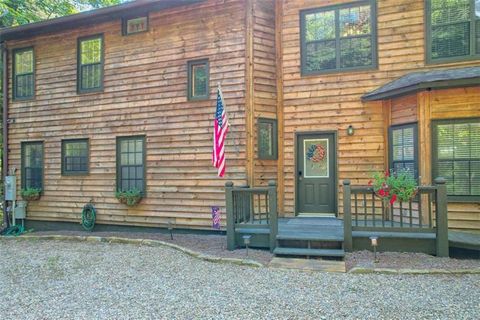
343, 180, 353, 252
225, 181, 235, 251
434, 177, 449, 257
268, 180, 278, 252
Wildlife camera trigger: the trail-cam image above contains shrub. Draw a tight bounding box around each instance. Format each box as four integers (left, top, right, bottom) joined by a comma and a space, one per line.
369, 169, 418, 205
115, 189, 143, 207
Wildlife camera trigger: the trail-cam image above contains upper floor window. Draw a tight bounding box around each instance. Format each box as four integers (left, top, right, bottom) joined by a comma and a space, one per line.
300, 0, 377, 75
77, 35, 104, 93
13, 47, 35, 100
187, 59, 209, 100
432, 118, 480, 200
123, 15, 149, 35
426, 0, 480, 63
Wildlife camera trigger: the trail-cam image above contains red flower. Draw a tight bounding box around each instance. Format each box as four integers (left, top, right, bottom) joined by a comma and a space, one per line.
378, 189, 386, 197
389, 194, 397, 206
385, 170, 390, 177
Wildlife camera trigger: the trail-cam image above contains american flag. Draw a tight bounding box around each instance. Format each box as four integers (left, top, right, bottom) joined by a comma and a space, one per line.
211, 206, 221, 230
212, 84, 229, 177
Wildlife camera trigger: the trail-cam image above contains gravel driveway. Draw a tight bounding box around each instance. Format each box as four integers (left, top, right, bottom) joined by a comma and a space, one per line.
1, 239, 479, 320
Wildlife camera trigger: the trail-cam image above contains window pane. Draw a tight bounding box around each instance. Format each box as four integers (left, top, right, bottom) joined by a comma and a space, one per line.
192, 65, 207, 97
431, 0, 470, 25
438, 161, 454, 194
81, 38, 102, 65
432, 23, 470, 59
340, 36, 372, 68
436, 124, 454, 159
339, 5, 371, 36
454, 123, 470, 158
471, 161, 480, 195
471, 123, 480, 158
259, 122, 273, 157
393, 145, 403, 161
392, 129, 403, 146
476, 20, 480, 54
305, 10, 335, 41
15, 50, 33, 74
305, 41, 336, 72
453, 161, 470, 194
127, 17, 148, 34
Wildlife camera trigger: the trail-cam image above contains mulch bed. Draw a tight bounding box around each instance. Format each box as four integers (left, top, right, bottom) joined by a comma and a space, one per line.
28, 230, 479, 271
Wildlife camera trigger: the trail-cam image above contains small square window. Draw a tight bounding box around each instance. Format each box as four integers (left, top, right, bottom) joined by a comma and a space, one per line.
258, 118, 278, 160
122, 15, 148, 35
187, 59, 209, 100
62, 139, 89, 175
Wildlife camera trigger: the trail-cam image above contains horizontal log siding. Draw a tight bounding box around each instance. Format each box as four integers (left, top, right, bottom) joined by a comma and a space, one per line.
7, 0, 247, 229
281, 0, 480, 229
391, 95, 418, 126
253, 0, 278, 187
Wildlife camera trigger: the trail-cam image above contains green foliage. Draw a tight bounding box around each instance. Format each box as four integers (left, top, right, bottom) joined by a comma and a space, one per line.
20, 187, 42, 201
370, 169, 418, 205
115, 188, 142, 206
0, 0, 127, 28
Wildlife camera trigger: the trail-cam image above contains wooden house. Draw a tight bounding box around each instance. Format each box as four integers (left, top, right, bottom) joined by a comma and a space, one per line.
1, 0, 479, 243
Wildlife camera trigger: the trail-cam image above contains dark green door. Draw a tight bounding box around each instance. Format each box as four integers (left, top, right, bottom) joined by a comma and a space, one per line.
296, 133, 336, 215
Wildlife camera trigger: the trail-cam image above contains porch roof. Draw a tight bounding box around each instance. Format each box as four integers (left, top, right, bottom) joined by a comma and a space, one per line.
0, 0, 204, 42
362, 66, 480, 101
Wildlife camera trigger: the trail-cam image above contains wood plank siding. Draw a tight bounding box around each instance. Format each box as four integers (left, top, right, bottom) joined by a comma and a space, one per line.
7, 0, 248, 229
279, 0, 480, 232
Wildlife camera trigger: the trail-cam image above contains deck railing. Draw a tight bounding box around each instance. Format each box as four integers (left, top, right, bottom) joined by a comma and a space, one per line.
343, 177, 449, 257
225, 181, 277, 251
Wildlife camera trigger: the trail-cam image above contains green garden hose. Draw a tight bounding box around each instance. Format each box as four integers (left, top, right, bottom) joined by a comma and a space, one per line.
0, 225, 25, 236
81, 203, 96, 231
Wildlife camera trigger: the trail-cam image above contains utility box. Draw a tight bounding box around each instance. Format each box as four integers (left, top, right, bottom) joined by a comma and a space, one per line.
15, 201, 27, 219
5, 176, 16, 201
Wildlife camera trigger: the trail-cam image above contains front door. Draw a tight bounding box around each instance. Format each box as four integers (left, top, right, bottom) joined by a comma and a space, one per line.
296, 133, 336, 216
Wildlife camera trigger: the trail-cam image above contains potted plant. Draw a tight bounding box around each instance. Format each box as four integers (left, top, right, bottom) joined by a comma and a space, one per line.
369, 169, 418, 219
115, 188, 143, 207
20, 187, 42, 201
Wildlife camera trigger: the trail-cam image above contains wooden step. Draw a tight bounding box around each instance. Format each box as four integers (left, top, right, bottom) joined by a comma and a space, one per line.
235, 227, 270, 235
276, 233, 343, 242
273, 247, 345, 257
352, 231, 436, 239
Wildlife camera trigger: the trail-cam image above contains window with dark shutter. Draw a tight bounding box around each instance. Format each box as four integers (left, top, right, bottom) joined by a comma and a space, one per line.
389, 123, 418, 178
432, 118, 480, 200
13, 47, 34, 100
78, 35, 103, 93
117, 136, 146, 193
426, 0, 480, 63
300, 0, 377, 75
21, 142, 43, 189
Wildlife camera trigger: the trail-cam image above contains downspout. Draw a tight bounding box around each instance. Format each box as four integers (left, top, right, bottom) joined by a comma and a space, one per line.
1, 42, 8, 228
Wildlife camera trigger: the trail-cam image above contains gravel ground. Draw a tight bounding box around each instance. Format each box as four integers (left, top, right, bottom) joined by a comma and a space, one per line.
1, 239, 479, 320
32, 230, 479, 270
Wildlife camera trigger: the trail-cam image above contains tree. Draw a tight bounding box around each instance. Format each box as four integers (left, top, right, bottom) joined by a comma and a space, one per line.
0, 0, 127, 28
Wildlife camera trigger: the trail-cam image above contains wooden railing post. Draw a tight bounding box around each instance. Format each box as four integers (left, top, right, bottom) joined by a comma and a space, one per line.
343, 180, 353, 252
434, 177, 449, 257
268, 180, 278, 252
225, 181, 235, 251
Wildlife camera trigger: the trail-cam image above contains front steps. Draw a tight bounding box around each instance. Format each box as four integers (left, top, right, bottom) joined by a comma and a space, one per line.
273, 217, 345, 259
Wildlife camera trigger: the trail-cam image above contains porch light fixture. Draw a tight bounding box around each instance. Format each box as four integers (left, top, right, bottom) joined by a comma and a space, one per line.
369, 236, 379, 263
347, 125, 354, 136
243, 235, 251, 257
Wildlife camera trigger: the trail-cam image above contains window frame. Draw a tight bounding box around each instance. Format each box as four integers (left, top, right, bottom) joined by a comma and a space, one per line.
61, 138, 90, 176
122, 14, 149, 36
299, 0, 378, 76
431, 117, 480, 202
21, 141, 44, 191
77, 34, 104, 94
13, 46, 35, 101
425, 0, 480, 64
388, 122, 419, 179
187, 59, 210, 101
257, 118, 278, 160
116, 135, 146, 195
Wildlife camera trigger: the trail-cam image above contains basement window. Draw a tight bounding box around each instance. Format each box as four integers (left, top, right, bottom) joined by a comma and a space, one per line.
77, 35, 104, 93
122, 15, 149, 35
21, 141, 43, 190
432, 118, 480, 201
117, 136, 146, 193
13, 47, 35, 100
62, 139, 89, 175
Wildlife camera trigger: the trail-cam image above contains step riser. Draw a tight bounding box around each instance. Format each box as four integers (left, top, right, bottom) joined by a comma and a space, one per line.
273, 247, 345, 258
278, 239, 342, 250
